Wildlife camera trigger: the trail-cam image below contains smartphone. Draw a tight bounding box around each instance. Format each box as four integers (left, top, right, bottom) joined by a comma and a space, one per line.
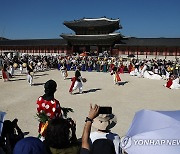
99, 106, 112, 114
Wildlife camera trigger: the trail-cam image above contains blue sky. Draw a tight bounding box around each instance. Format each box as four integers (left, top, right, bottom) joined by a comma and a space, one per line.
0, 0, 180, 39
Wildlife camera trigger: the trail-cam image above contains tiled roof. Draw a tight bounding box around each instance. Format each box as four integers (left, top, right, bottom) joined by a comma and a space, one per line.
64, 18, 121, 32
0, 39, 67, 46
118, 38, 180, 47
1, 37, 180, 47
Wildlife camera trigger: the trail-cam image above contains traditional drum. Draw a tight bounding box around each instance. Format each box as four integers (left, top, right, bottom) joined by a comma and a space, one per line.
22, 63, 27, 68
13, 63, 18, 68
82, 78, 87, 83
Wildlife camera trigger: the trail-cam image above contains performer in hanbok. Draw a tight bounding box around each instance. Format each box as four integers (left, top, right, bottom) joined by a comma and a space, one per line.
27, 62, 34, 86
96, 58, 101, 72
128, 62, 134, 73
109, 61, 115, 72
81, 58, 86, 71
171, 76, 180, 89
119, 63, 125, 74
2, 64, 9, 81
165, 76, 180, 89
69, 66, 86, 94
19, 64, 23, 74
9, 64, 14, 77
36, 80, 62, 140
87, 59, 93, 72
111, 66, 121, 85
102, 58, 108, 72
66, 57, 71, 71
60, 63, 68, 80
143, 70, 162, 80
37, 60, 42, 71
27, 71, 33, 86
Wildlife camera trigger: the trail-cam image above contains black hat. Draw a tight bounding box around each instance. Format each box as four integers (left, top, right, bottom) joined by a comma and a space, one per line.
44, 80, 57, 95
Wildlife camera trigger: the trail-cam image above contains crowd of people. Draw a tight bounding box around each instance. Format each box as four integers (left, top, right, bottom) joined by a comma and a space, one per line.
1, 54, 180, 89
0, 53, 180, 153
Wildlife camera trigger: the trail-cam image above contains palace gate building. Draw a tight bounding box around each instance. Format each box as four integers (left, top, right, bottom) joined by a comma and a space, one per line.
0, 17, 180, 58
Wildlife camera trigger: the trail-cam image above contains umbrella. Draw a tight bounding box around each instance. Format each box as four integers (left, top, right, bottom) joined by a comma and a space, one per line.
127, 54, 135, 58
0, 111, 6, 136
122, 110, 180, 154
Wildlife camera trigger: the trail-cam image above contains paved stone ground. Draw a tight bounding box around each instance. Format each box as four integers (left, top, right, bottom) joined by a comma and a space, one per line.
0, 69, 179, 138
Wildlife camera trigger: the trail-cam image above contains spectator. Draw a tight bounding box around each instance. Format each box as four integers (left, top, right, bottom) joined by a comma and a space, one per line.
81, 104, 118, 154
1, 119, 24, 153
44, 118, 80, 154
36, 80, 62, 139
81, 104, 99, 154
13, 137, 47, 154
90, 107, 121, 154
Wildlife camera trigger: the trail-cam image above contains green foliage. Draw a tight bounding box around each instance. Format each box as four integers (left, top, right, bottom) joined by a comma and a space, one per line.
35, 107, 74, 123
36, 111, 50, 123
61, 107, 74, 118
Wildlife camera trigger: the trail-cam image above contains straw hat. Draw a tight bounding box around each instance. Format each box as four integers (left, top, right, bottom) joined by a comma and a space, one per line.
92, 114, 117, 131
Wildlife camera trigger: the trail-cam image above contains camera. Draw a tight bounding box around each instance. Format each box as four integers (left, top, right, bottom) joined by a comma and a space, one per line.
98, 106, 112, 114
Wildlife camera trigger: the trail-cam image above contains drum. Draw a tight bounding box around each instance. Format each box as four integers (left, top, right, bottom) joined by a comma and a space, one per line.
22, 63, 27, 68
30, 72, 34, 76
82, 78, 87, 83
13, 63, 18, 68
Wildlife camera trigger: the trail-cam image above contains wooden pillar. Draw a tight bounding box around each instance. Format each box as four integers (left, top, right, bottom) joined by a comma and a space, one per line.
45, 46, 47, 56
146, 47, 148, 59
137, 47, 139, 59
127, 47, 129, 56
110, 46, 112, 57
33, 47, 34, 55
175, 48, 177, 59
39, 46, 40, 56
58, 46, 60, 54
156, 48, 157, 58
51, 47, 53, 56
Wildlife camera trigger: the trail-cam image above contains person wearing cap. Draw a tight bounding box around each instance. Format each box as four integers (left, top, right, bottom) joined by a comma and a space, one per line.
36, 80, 62, 139
81, 104, 121, 154
90, 107, 121, 154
